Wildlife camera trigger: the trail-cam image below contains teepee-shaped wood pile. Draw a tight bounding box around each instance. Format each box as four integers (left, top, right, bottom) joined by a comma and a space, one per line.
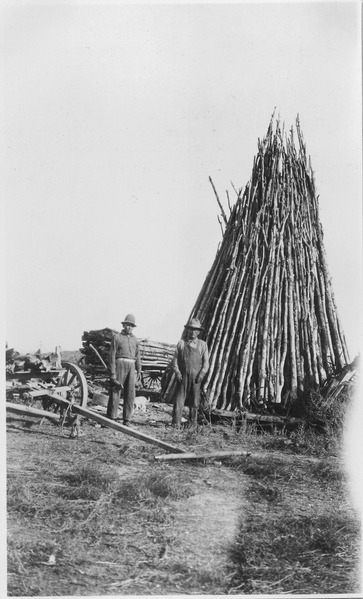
163, 116, 350, 412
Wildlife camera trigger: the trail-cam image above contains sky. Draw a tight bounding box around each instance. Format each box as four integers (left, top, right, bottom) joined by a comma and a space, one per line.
3, 1, 362, 357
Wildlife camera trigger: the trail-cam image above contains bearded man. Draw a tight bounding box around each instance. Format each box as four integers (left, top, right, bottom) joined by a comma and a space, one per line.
171, 318, 209, 429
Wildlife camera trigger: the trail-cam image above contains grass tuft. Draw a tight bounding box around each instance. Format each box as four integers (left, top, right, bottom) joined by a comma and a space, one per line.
245, 480, 284, 503
112, 471, 194, 504
309, 458, 345, 484
58, 463, 116, 501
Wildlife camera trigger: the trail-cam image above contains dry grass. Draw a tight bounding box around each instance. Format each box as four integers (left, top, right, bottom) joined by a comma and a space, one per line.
226, 450, 361, 595
229, 509, 360, 594
6, 425, 203, 596
6, 387, 361, 596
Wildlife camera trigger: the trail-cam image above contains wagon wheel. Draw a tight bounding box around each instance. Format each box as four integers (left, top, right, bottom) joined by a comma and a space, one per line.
56, 361, 88, 407
141, 369, 163, 393
77, 355, 86, 368
40, 362, 88, 412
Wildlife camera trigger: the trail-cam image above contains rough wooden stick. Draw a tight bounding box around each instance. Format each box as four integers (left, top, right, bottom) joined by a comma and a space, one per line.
210, 409, 302, 425
89, 343, 108, 370
6, 402, 60, 423
209, 176, 228, 225
154, 450, 252, 461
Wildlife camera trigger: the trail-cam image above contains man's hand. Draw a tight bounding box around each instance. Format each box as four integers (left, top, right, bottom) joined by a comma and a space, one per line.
175, 372, 183, 383
195, 373, 202, 384
111, 377, 123, 390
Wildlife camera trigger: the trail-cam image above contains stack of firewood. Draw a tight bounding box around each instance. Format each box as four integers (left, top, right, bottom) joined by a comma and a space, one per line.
162, 116, 350, 412
80, 328, 116, 374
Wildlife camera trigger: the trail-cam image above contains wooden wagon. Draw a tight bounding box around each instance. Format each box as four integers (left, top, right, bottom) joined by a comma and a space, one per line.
6, 357, 89, 435
5, 349, 185, 454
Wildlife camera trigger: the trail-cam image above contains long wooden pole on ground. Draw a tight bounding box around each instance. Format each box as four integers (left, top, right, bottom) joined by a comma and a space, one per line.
155, 450, 252, 461
20, 391, 187, 454
6, 402, 61, 423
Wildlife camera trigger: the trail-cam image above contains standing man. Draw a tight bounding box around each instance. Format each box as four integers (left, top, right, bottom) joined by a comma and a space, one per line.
172, 317, 209, 429
107, 313, 141, 427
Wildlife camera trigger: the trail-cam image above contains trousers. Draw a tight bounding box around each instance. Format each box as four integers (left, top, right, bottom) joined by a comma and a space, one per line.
172, 344, 202, 427
107, 359, 135, 422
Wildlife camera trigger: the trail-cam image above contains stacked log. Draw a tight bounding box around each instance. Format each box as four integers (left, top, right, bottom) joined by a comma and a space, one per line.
162, 116, 350, 413
323, 355, 359, 402
80, 328, 116, 375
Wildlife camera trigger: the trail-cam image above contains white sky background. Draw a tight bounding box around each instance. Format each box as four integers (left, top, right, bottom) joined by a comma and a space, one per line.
3, 1, 362, 356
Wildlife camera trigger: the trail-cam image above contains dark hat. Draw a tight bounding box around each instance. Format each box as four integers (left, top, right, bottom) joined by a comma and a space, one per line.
185, 317, 203, 330
122, 313, 137, 327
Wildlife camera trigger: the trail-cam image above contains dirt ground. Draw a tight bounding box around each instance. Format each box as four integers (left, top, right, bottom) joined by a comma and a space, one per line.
6, 399, 361, 596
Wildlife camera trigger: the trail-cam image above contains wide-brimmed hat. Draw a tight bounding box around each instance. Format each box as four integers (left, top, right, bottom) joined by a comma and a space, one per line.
185, 317, 203, 330
122, 313, 137, 327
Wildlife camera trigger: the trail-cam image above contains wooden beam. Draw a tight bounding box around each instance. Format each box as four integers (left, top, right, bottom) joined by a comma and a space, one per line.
155, 450, 252, 461
6, 402, 60, 423
35, 392, 186, 454
29, 386, 71, 397
6, 370, 64, 382
210, 409, 302, 425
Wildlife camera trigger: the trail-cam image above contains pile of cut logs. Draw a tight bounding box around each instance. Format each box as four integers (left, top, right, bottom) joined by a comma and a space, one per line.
162, 116, 351, 413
